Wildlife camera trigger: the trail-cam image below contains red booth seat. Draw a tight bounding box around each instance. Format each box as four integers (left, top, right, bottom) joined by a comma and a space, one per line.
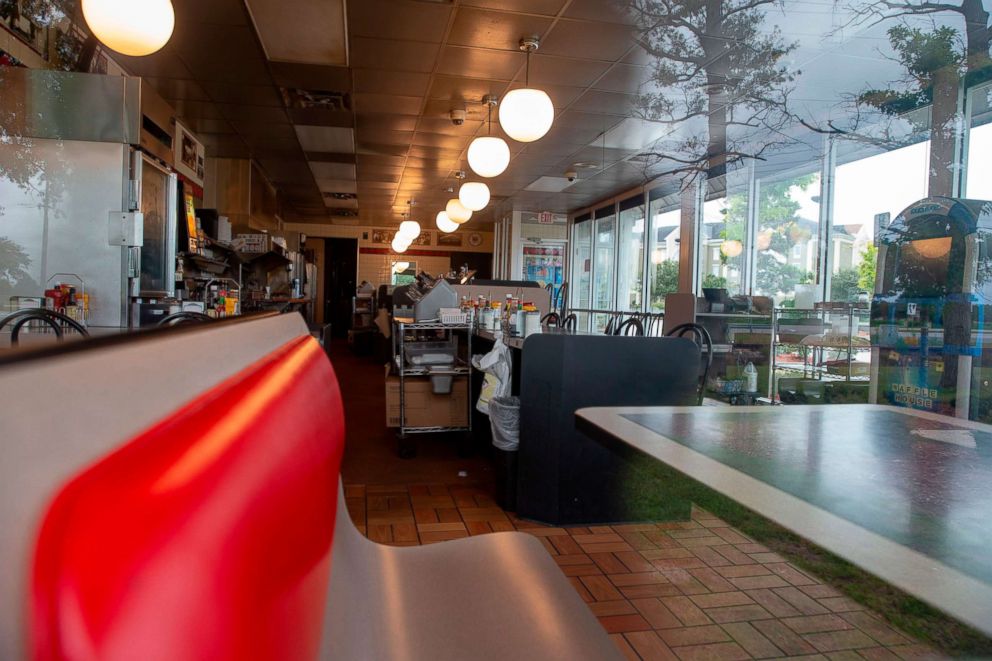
30, 336, 343, 661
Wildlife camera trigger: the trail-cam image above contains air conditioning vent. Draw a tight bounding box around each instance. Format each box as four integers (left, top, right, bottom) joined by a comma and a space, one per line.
281, 88, 351, 112
323, 192, 357, 200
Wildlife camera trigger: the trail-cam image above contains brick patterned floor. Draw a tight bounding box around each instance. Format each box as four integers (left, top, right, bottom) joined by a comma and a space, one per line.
345, 484, 939, 661
344, 482, 945, 661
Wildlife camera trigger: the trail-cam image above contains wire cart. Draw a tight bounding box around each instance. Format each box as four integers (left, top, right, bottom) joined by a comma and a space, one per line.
392, 319, 473, 458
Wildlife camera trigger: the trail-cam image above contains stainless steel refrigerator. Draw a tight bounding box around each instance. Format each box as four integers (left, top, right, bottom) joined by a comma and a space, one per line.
0, 67, 177, 329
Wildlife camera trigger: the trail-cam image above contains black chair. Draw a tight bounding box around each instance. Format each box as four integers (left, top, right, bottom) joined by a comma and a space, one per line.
560, 313, 577, 332
1, 309, 90, 347
557, 282, 569, 316
615, 318, 644, 337
157, 311, 214, 327
541, 312, 561, 328
604, 314, 621, 336
666, 323, 713, 405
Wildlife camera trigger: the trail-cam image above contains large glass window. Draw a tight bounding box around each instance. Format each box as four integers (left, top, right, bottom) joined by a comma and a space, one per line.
593, 204, 616, 331
617, 196, 645, 312
753, 171, 821, 305
570, 214, 592, 311
648, 190, 680, 311
698, 171, 749, 296
830, 140, 930, 302
967, 83, 992, 201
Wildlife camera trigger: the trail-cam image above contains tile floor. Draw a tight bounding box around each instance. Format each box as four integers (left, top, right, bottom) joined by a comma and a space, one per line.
344, 482, 943, 661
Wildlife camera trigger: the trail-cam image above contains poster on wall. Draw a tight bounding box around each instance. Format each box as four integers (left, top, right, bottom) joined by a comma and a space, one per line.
174, 122, 205, 187
411, 231, 432, 247
371, 229, 396, 244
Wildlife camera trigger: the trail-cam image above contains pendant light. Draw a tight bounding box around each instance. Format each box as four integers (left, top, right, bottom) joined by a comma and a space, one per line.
82, 0, 176, 56
436, 211, 459, 233
391, 234, 410, 253
446, 198, 472, 224
398, 220, 421, 239
467, 95, 510, 178
459, 182, 490, 212
499, 37, 554, 143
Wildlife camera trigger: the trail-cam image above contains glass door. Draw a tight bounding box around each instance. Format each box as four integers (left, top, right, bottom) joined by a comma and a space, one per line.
571, 214, 593, 330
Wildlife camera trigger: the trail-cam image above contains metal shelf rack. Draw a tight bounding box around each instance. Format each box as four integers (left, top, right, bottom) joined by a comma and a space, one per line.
393, 319, 474, 457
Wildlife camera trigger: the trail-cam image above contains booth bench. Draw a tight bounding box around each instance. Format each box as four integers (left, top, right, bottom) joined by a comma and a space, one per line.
0, 314, 620, 660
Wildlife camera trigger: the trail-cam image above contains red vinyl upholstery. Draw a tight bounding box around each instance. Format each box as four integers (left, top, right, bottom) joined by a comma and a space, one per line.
29, 336, 344, 661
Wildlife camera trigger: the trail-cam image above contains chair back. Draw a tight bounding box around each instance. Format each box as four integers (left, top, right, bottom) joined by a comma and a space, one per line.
541, 312, 561, 328
666, 322, 713, 405
561, 313, 577, 331
157, 311, 214, 326
615, 318, 644, 337
1, 309, 89, 346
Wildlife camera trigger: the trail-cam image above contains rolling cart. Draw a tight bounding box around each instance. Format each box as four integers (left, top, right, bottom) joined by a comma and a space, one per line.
392, 319, 473, 458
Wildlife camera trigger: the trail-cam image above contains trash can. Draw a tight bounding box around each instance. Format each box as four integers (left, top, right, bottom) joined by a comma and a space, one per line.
489, 396, 520, 511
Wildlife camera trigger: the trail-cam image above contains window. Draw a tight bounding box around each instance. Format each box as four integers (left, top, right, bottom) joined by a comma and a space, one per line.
617, 196, 645, 312
753, 171, 821, 305
698, 171, 749, 296
830, 140, 929, 302
648, 190, 680, 311
967, 83, 992, 201
592, 204, 616, 331
570, 214, 593, 318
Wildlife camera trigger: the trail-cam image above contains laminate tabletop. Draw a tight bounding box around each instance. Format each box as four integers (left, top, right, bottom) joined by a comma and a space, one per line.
576, 404, 992, 636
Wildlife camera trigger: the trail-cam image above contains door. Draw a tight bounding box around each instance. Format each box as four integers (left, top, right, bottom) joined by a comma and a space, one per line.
135, 152, 178, 298
323, 238, 358, 337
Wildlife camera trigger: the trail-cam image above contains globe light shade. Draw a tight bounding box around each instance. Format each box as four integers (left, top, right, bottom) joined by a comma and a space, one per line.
459, 182, 490, 212
446, 198, 472, 224
436, 211, 459, 233
82, 0, 176, 57
398, 220, 421, 239
393, 261, 410, 274
720, 239, 744, 259
467, 136, 510, 178
391, 235, 410, 253
499, 88, 554, 143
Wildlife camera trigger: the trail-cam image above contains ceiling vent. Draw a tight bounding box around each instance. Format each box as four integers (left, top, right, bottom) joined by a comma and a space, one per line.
323, 192, 357, 200
281, 87, 351, 112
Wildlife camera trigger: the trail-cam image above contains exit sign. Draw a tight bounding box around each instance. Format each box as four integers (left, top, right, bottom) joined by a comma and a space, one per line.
538, 211, 555, 224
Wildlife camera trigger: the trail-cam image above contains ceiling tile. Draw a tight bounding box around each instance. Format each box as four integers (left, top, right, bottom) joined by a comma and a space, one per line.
114, 50, 194, 79
354, 93, 423, 115
427, 75, 502, 104
460, 0, 567, 15
245, 0, 348, 66
593, 64, 651, 94
311, 162, 358, 180
529, 54, 612, 88
199, 81, 284, 106
295, 125, 356, 152
570, 90, 637, 116
356, 114, 419, 132
315, 179, 358, 193
170, 100, 226, 120
448, 8, 555, 52
145, 77, 210, 102
269, 63, 351, 91
436, 46, 523, 80
171, 24, 272, 84
563, 0, 639, 25
173, 0, 250, 25
220, 104, 290, 123
354, 69, 430, 97
349, 0, 452, 42
539, 19, 636, 61
350, 37, 440, 72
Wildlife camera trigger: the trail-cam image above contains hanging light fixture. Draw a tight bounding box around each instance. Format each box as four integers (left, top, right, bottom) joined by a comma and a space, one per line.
398, 220, 421, 239
459, 182, 490, 212
391, 235, 410, 253
436, 211, 459, 233
467, 95, 510, 178
499, 37, 555, 143
720, 239, 744, 258
393, 261, 410, 274
446, 198, 472, 224
82, 0, 176, 57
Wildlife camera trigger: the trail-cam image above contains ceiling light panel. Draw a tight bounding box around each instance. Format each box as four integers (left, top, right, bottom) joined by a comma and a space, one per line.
525, 176, 576, 193
245, 0, 348, 66
295, 126, 356, 153
310, 162, 357, 181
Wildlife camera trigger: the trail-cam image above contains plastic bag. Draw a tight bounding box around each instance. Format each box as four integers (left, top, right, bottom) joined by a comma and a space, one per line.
472, 332, 513, 415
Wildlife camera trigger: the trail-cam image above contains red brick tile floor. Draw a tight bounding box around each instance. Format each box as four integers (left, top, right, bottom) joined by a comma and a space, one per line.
344, 483, 943, 661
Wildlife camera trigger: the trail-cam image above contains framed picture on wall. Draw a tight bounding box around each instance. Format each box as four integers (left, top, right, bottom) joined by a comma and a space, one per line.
371, 229, 396, 244
411, 231, 432, 246
437, 233, 463, 247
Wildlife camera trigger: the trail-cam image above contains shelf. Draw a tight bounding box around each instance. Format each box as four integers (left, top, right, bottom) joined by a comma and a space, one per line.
397, 322, 471, 330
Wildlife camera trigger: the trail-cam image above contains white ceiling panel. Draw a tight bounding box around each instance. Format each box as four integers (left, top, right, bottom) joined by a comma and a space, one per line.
245, 0, 349, 66
295, 125, 356, 153
310, 162, 358, 180
524, 176, 576, 193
